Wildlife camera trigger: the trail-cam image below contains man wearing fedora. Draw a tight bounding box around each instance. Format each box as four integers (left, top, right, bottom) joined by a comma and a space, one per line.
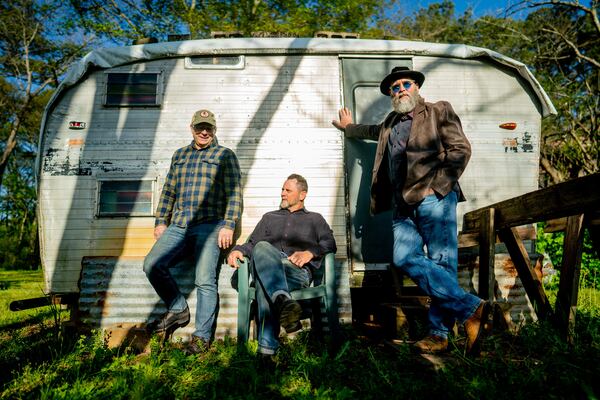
332, 67, 489, 354
144, 109, 242, 354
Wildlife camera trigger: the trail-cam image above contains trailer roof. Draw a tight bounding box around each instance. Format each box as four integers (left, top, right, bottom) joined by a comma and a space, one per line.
53, 37, 556, 117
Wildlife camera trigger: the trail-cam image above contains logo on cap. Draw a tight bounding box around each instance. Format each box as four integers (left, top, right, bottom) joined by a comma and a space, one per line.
200, 110, 209, 118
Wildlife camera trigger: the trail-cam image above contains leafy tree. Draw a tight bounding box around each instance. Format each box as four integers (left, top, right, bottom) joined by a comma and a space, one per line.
0, 158, 38, 270
0, 0, 89, 189
517, 1, 599, 186
66, 0, 177, 44
0, 0, 90, 269
68, 0, 384, 41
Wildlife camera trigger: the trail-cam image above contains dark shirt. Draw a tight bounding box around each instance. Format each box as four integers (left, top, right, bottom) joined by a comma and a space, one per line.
233, 208, 337, 269
387, 113, 412, 209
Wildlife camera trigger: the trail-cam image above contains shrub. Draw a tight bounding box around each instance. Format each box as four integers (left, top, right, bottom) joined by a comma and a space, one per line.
536, 222, 600, 289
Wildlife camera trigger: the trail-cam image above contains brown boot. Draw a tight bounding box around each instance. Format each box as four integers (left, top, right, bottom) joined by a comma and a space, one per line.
464, 300, 491, 355
413, 335, 448, 353
186, 335, 210, 355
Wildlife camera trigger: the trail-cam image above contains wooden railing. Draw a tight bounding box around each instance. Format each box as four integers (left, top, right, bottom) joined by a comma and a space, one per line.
461, 173, 600, 342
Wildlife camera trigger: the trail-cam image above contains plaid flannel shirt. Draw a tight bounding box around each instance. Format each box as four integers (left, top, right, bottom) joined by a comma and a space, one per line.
155, 141, 242, 230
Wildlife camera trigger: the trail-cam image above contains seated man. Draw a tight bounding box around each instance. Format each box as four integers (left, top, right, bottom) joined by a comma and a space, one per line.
227, 173, 337, 358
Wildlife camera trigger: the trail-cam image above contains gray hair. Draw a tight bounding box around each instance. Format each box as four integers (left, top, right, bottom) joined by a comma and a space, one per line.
287, 174, 308, 192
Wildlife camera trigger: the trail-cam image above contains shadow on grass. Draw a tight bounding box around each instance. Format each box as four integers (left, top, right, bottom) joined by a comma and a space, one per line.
2, 317, 600, 399
0, 308, 58, 332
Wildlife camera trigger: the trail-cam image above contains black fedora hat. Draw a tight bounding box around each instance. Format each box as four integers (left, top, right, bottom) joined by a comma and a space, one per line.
379, 66, 425, 95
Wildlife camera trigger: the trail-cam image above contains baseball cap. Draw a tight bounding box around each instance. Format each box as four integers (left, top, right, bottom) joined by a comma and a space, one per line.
191, 109, 216, 128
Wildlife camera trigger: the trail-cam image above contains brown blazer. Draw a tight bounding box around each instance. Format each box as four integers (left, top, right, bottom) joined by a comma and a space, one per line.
345, 98, 471, 215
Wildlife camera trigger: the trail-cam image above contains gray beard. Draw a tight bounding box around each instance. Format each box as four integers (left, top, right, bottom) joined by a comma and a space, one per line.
392, 93, 419, 114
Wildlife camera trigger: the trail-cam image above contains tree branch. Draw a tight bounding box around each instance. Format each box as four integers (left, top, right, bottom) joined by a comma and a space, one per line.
526, 0, 600, 36
541, 27, 600, 68
476, 17, 533, 42
540, 155, 564, 185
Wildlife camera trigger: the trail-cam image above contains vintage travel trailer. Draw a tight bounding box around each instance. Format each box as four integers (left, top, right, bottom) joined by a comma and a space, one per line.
35, 37, 555, 341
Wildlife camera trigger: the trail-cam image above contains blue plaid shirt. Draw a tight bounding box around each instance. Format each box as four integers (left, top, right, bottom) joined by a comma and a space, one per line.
155, 141, 242, 230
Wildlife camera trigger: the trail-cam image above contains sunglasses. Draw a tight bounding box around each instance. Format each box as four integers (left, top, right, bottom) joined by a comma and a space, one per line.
390, 81, 415, 94
193, 124, 215, 134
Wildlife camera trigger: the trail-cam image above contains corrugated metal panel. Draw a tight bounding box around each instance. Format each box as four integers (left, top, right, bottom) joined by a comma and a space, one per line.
458, 253, 537, 330
79, 256, 352, 341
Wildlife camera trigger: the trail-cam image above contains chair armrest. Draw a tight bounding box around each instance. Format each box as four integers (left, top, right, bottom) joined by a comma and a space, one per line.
236, 256, 252, 344
323, 253, 335, 285
323, 252, 340, 334
323, 253, 337, 301
236, 257, 250, 294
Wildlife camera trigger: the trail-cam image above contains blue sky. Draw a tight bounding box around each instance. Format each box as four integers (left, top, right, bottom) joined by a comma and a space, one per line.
401, 0, 593, 19
401, 0, 531, 19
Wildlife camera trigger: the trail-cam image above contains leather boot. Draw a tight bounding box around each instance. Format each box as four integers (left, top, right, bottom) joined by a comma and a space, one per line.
464, 300, 491, 355
413, 335, 449, 353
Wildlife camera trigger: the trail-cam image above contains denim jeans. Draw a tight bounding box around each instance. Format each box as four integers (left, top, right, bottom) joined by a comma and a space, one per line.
251, 241, 310, 355
392, 191, 481, 339
143, 222, 221, 341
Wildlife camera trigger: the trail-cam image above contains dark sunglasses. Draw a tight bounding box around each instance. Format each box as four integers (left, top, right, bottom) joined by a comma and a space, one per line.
193, 124, 215, 133
390, 81, 414, 94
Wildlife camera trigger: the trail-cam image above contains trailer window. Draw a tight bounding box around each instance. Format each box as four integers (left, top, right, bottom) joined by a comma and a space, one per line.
98, 180, 153, 217
185, 55, 245, 69
104, 73, 161, 106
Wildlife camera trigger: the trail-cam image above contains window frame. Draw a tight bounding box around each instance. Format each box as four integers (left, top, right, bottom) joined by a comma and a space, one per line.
96, 178, 156, 218
184, 55, 245, 70
103, 71, 163, 107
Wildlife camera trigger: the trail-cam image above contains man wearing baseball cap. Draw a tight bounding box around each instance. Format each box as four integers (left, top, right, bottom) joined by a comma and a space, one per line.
144, 109, 242, 354
333, 67, 489, 355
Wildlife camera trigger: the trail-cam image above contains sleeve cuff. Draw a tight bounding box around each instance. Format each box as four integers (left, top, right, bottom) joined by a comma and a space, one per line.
223, 220, 236, 230
155, 218, 168, 227
307, 247, 322, 259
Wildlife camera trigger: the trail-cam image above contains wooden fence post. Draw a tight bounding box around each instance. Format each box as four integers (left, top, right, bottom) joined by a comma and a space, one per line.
498, 227, 552, 320
556, 214, 585, 344
479, 208, 496, 302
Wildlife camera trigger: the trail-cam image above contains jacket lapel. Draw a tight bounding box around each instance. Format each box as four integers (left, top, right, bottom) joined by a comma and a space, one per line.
409, 99, 427, 142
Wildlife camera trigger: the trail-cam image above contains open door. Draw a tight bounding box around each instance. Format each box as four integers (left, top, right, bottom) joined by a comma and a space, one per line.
341, 58, 412, 272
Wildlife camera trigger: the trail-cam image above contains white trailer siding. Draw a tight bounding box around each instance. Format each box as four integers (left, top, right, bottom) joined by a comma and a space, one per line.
40, 54, 346, 292
408, 57, 541, 221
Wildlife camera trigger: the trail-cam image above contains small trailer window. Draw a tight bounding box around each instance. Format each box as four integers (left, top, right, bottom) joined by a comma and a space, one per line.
185, 55, 245, 69
98, 180, 153, 217
104, 73, 161, 106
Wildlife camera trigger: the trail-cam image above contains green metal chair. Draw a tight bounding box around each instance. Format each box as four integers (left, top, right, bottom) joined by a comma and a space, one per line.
236, 253, 339, 344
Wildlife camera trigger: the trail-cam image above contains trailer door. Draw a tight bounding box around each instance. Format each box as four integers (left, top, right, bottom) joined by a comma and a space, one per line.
341, 58, 412, 272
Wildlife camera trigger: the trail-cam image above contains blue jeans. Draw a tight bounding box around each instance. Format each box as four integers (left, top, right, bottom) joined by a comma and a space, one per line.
143, 222, 221, 341
251, 241, 310, 355
392, 191, 481, 339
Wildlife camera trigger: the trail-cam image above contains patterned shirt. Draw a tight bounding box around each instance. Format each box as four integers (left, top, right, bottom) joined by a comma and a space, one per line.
155, 141, 242, 230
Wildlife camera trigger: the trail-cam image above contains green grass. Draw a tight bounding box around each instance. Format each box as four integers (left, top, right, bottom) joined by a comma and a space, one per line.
0, 270, 599, 399
0, 270, 55, 328
1, 319, 599, 400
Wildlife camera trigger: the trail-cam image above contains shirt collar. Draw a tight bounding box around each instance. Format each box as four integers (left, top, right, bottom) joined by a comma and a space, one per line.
279, 207, 308, 214
189, 140, 216, 151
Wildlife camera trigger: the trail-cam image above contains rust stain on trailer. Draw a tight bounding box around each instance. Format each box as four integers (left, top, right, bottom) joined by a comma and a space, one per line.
68, 139, 85, 146
501, 258, 519, 278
